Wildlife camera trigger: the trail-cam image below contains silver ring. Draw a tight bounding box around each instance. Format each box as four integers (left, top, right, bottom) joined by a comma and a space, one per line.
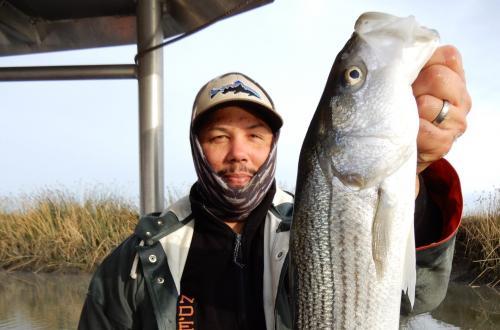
432, 100, 450, 125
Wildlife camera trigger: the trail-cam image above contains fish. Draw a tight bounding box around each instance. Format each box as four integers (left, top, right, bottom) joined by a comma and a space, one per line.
209, 80, 261, 99
289, 12, 439, 329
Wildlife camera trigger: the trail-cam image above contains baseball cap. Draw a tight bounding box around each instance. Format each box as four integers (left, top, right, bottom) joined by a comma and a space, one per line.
192, 72, 283, 132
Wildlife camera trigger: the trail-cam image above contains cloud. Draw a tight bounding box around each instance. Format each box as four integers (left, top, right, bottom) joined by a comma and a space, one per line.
447, 101, 500, 194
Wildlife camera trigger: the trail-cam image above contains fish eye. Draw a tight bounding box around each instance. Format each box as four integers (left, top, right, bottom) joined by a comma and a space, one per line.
343, 66, 363, 86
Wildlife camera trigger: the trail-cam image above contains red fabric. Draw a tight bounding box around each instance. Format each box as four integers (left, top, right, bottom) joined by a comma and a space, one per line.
416, 158, 463, 251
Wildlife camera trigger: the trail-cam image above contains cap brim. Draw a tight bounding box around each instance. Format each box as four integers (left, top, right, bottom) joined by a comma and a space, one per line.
192, 100, 283, 133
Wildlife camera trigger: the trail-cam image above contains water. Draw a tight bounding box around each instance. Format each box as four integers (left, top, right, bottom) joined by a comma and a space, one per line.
0, 272, 89, 330
0, 272, 498, 329
407, 282, 500, 329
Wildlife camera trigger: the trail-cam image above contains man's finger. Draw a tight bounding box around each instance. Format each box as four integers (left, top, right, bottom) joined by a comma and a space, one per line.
412, 64, 466, 106
416, 119, 457, 174
416, 95, 467, 133
421, 45, 465, 82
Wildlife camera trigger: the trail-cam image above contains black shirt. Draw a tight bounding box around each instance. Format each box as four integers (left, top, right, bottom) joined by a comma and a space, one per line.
178, 182, 276, 330
414, 174, 443, 247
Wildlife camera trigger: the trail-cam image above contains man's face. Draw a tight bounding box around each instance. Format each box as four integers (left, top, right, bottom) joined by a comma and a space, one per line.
197, 106, 274, 189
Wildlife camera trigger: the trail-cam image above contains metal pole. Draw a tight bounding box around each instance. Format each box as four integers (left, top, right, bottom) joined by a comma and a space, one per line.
0, 65, 136, 81
136, 0, 164, 215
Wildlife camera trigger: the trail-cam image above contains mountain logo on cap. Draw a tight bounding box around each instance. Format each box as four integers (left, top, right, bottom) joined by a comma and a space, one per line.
209, 80, 261, 99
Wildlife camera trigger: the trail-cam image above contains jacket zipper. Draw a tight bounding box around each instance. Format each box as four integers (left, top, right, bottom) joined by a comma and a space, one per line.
233, 232, 249, 329
233, 233, 245, 268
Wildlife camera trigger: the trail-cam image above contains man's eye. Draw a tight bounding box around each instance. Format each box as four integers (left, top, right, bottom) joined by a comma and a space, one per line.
250, 134, 263, 140
210, 135, 227, 142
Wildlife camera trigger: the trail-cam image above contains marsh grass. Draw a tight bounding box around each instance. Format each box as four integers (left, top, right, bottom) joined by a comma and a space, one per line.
456, 189, 500, 287
1, 186, 498, 285
0, 188, 139, 273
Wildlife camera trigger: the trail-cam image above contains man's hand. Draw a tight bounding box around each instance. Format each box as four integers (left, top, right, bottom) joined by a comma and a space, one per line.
412, 45, 472, 195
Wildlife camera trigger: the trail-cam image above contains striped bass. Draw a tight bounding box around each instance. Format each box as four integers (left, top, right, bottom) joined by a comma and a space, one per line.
289, 12, 439, 329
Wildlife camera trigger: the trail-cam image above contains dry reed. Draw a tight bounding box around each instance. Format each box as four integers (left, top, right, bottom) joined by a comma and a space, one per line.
1, 186, 498, 285
0, 188, 139, 273
456, 189, 500, 287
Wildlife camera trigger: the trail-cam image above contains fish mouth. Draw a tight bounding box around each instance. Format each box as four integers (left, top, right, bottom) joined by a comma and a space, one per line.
355, 12, 440, 43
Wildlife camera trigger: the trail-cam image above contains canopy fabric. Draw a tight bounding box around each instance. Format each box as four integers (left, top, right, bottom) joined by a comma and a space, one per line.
0, 0, 272, 56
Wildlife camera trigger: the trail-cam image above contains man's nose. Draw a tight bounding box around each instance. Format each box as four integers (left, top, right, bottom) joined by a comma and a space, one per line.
226, 137, 248, 163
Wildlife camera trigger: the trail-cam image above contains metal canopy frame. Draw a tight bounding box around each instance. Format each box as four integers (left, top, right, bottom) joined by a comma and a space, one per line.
0, 0, 273, 214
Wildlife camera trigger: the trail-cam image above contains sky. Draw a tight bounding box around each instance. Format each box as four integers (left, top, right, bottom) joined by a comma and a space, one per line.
1, 0, 499, 211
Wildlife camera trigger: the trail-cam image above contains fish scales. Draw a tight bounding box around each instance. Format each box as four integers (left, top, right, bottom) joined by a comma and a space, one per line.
292, 145, 334, 328
290, 12, 439, 329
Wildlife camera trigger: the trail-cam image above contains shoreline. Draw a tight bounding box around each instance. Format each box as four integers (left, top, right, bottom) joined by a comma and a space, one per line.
451, 229, 499, 287
0, 231, 494, 287
0, 189, 498, 287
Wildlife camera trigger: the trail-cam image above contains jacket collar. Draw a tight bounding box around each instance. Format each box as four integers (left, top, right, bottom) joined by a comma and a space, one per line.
134, 186, 294, 245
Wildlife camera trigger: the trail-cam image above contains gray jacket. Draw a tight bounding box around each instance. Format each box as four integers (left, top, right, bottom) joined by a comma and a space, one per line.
79, 188, 455, 330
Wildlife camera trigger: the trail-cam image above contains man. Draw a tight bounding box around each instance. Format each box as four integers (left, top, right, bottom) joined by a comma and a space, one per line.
79, 45, 470, 329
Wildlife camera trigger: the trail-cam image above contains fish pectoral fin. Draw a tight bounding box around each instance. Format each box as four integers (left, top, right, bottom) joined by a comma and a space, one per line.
372, 187, 393, 278
402, 224, 416, 308
317, 148, 335, 183
372, 186, 417, 306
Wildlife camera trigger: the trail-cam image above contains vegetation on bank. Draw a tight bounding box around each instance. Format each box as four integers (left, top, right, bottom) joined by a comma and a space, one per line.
0, 189, 139, 272
0, 188, 498, 286
454, 189, 500, 287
